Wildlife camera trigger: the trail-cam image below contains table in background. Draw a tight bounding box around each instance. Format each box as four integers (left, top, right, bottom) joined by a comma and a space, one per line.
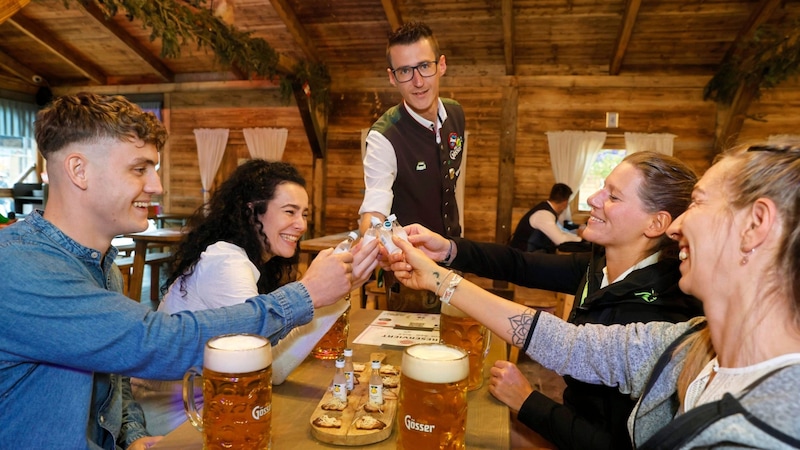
122, 229, 185, 301
151, 308, 511, 449
298, 231, 352, 273
155, 213, 191, 229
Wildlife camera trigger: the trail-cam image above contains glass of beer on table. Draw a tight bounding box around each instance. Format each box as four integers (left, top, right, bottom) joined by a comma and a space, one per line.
312, 302, 350, 359
183, 334, 273, 450
439, 301, 491, 390
397, 343, 469, 450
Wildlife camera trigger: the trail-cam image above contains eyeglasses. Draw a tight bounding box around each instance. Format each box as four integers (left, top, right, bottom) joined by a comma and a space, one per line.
391, 60, 439, 83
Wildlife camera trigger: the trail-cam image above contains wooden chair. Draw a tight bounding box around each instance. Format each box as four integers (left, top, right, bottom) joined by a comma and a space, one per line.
116, 251, 172, 301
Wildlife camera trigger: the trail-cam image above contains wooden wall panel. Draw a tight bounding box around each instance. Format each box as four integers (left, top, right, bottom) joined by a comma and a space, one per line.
164, 88, 315, 220
157, 76, 800, 246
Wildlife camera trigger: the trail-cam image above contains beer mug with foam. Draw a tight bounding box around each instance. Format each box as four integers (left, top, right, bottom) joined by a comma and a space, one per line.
439, 302, 491, 390
397, 343, 469, 450
183, 334, 273, 450
312, 302, 350, 359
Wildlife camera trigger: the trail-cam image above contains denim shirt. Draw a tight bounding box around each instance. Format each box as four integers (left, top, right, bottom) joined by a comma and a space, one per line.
0, 211, 315, 449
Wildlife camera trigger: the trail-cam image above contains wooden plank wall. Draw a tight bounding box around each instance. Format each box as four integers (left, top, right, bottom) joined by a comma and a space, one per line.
162, 76, 800, 246
164, 88, 314, 218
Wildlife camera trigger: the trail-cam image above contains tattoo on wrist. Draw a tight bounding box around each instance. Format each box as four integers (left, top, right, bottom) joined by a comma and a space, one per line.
508, 309, 536, 347
433, 269, 444, 293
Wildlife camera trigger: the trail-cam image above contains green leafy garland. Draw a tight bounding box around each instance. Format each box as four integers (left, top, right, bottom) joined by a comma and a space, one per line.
705, 19, 800, 105
72, 0, 332, 103
78, 0, 278, 77
279, 60, 332, 110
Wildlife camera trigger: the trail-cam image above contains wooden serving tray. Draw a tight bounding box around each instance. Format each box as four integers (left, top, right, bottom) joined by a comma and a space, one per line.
309, 352, 400, 446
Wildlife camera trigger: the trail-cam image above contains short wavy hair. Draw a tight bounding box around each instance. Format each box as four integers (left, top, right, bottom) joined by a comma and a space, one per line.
165, 159, 307, 297
386, 22, 440, 68
34, 92, 167, 158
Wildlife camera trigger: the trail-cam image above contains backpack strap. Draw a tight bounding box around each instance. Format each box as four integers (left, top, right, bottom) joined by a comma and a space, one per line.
638, 363, 800, 449
640, 320, 707, 401
631, 320, 706, 444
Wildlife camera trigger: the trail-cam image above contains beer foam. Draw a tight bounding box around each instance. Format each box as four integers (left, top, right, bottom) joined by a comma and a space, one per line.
440, 302, 471, 318
204, 334, 272, 373
402, 343, 468, 383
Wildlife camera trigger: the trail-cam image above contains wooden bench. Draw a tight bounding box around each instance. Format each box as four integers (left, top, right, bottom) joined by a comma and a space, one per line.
115, 251, 172, 302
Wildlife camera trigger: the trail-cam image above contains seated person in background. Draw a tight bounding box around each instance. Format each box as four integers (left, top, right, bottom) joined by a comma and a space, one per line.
400, 151, 704, 450
388, 140, 800, 449
0, 93, 374, 449
509, 182, 584, 253
133, 159, 379, 436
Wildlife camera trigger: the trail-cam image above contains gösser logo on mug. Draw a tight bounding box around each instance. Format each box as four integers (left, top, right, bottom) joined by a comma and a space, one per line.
183, 334, 273, 450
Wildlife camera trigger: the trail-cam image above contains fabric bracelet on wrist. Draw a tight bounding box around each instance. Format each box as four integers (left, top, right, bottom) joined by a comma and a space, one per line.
435, 270, 455, 297
440, 274, 463, 304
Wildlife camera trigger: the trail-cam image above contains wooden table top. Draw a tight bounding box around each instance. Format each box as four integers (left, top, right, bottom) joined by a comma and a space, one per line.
300, 231, 353, 253
124, 228, 185, 244
151, 307, 510, 449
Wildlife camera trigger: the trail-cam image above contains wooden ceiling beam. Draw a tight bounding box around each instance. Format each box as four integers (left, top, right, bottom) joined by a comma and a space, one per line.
0, 48, 44, 86
732, 0, 784, 46
609, 0, 642, 75
78, 0, 174, 83
52, 79, 281, 95
7, 14, 106, 84
501, 0, 514, 75
269, 0, 320, 64
713, 0, 784, 154
380, 0, 403, 33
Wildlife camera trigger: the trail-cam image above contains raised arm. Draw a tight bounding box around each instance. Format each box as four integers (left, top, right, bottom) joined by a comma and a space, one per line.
389, 236, 540, 347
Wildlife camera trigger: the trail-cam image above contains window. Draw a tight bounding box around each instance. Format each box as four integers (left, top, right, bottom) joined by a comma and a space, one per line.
577, 149, 626, 211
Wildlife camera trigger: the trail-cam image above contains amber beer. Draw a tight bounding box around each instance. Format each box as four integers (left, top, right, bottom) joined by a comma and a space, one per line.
439, 302, 490, 390
312, 304, 350, 359
397, 343, 469, 450
183, 334, 273, 450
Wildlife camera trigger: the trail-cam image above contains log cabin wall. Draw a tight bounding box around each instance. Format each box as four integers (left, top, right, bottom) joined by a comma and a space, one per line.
163, 88, 314, 218
157, 75, 800, 246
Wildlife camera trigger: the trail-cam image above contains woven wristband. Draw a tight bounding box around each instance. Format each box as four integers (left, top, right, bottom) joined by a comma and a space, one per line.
440, 274, 463, 304
434, 270, 455, 297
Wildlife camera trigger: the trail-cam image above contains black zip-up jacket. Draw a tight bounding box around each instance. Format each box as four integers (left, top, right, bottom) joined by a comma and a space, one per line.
450, 238, 703, 450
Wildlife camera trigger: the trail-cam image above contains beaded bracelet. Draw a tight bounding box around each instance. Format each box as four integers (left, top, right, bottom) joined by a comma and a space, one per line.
434, 270, 455, 297
440, 274, 463, 305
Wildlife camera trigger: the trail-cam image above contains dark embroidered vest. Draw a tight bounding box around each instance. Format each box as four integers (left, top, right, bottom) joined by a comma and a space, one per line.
371, 99, 465, 237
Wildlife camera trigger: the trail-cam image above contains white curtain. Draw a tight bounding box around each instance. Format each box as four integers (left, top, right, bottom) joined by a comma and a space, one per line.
243, 127, 288, 161
624, 132, 676, 156
546, 130, 607, 221
193, 128, 229, 204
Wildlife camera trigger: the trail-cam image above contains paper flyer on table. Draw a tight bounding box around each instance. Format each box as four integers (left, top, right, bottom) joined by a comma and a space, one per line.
353, 311, 441, 347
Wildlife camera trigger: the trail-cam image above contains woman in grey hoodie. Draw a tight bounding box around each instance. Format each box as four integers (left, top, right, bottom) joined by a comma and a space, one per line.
388, 141, 800, 449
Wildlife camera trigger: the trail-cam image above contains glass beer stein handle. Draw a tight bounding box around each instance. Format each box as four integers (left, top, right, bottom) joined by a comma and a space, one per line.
482, 329, 491, 359
183, 367, 204, 431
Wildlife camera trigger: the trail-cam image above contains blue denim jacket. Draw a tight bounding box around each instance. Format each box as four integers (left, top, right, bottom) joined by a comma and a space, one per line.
0, 211, 314, 449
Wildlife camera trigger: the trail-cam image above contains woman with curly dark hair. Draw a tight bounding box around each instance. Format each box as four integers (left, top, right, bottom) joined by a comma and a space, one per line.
164, 159, 309, 303
133, 159, 379, 436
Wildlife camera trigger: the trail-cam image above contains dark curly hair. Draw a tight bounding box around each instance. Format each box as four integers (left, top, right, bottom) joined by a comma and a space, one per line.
163, 159, 307, 298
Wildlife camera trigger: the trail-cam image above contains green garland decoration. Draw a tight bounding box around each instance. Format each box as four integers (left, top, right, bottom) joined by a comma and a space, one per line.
76, 0, 279, 77
705, 19, 800, 105
279, 60, 332, 110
